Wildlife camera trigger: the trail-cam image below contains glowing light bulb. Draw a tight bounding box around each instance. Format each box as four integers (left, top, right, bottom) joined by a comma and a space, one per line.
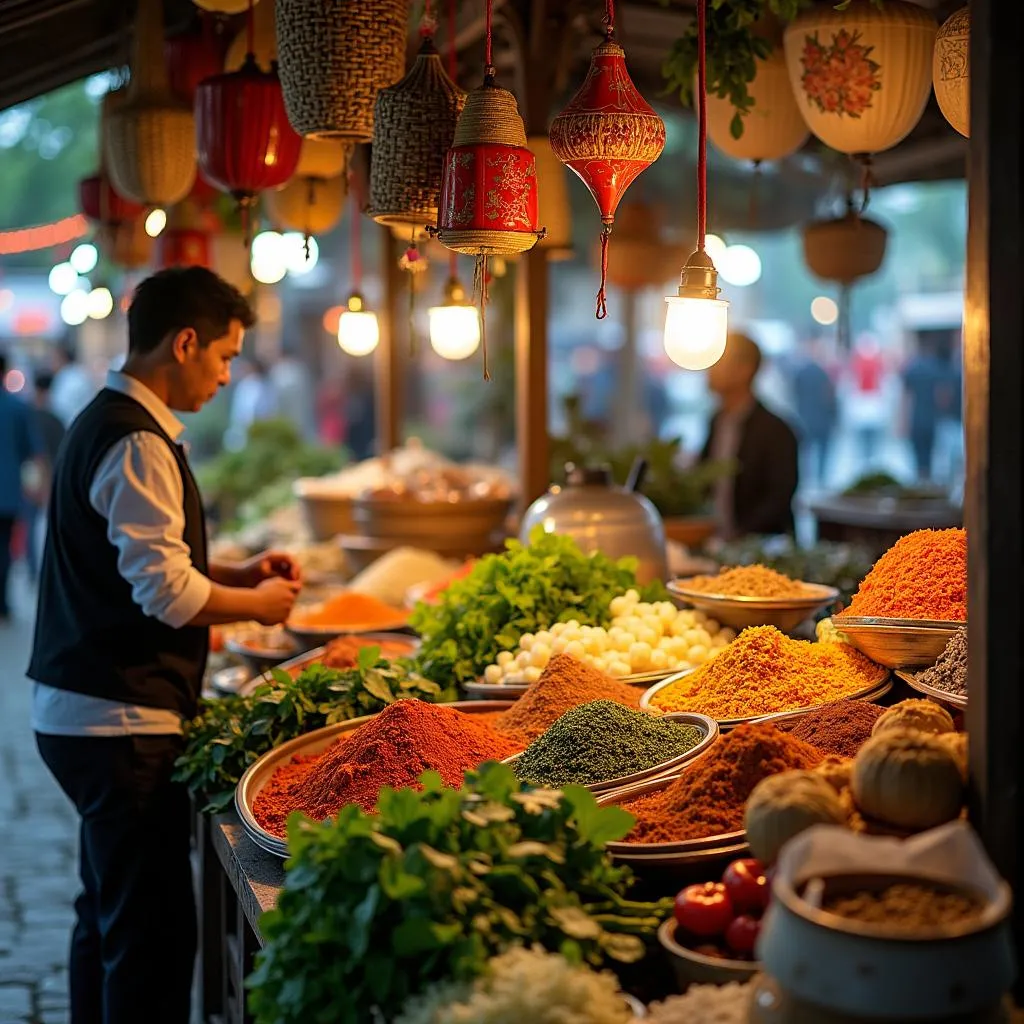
86, 287, 114, 320
283, 233, 319, 275
48, 262, 78, 296
720, 244, 762, 287
145, 208, 167, 238
663, 247, 729, 370
250, 231, 287, 285
337, 293, 379, 356
70, 243, 99, 274
60, 289, 90, 326
811, 295, 839, 325
427, 278, 480, 360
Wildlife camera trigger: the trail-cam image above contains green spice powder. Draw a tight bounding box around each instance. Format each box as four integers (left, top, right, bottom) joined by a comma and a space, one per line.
512, 700, 703, 787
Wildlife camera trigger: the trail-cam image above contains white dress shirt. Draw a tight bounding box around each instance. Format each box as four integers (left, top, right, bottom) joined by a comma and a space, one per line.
33, 371, 213, 737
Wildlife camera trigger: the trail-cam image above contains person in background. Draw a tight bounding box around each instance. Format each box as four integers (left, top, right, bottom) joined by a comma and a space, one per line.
28, 268, 302, 1024
23, 372, 67, 582
845, 334, 889, 466
1, 351, 43, 622
343, 362, 377, 461
699, 332, 799, 539
49, 345, 96, 427
270, 350, 317, 441
902, 339, 947, 482
224, 356, 278, 449
792, 339, 838, 490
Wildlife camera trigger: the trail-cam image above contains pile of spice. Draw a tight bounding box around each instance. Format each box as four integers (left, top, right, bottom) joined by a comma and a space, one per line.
318, 633, 416, 669
623, 722, 821, 843
252, 699, 521, 836
682, 565, 810, 599
511, 700, 703, 788
649, 626, 887, 720
776, 700, 885, 758
289, 591, 408, 629
917, 627, 968, 698
818, 881, 983, 931
836, 528, 966, 621
495, 654, 642, 743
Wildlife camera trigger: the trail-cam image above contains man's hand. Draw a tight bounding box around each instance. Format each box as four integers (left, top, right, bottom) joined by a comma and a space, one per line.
250, 577, 302, 626
238, 549, 302, 588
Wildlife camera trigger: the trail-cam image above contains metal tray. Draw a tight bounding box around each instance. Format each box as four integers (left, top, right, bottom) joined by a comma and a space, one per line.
667, 579, 840, 633
235, 700, 516, 858
832, 616, 963, 669
895, 669, 967, 710
501, 711, 719, 794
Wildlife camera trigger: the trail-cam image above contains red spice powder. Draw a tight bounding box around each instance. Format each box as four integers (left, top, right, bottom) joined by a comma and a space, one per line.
836, 528, 966, 621
624, 723, 821, 843
252, 699, 522, 837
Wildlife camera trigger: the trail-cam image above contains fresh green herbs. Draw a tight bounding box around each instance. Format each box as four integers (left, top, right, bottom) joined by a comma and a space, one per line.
411, 528, 668, 686
174, 647, 456, 812
246, 762, 671, 1024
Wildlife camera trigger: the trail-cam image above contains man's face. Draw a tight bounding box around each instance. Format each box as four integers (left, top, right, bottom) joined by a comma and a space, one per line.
171, 319, 244, 412
707, 347, 754, 397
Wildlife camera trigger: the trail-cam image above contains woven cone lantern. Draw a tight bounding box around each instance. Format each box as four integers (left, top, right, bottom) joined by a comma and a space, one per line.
549, 19, 665, 318
275, 0, 407, 142
530, 136, 573, 260
600, 203, 686, 291
165, 13, 226, 105
106, 0, 197, 207
784, 1, 937, 157
368, 36, 466, 237
226, 0, 276, 70
933, 7, 969, 138
266, 175, 347, 239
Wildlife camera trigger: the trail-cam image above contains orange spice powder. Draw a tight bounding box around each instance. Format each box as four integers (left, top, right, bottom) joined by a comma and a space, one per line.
683, 564, 810, 599
289, 591, 408, 629
836, 528, 967, 622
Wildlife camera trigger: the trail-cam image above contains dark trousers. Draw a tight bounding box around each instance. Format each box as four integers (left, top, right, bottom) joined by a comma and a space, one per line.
35, 733, 196, 1024
0, 514, 15, 617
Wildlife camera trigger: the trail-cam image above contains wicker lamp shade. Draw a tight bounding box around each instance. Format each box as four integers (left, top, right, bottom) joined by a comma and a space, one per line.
106, 0, 197, 207
802, 208, 888, 284
166, 14, 226, 105
530, 135, 573, 260
81, 91, 144, 226
599, 202, 686, 291
783, 1, 937, 155
933, 7, 969, 138
368, 37, 466, 235
226, 0, 276, 71
97, 217, 154, 270
275, 0, 408, 142
297, 139, 351, 180
266, 175, 347, 236
194, 0, 259, 13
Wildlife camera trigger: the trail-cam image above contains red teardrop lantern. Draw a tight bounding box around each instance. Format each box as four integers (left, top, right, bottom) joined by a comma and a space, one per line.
78, 173, 144, 226
157, 227, 212, 269
195, 55, 302, 236
165, 13, 226, 105
549, 7, 665, 318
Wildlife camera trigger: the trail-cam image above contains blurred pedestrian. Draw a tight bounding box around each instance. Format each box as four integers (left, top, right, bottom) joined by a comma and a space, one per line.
902, 341, 947, 482
50, 345, 96, 427
792, 339, 838, 489
24, 372, 66, 581
224, 357, 278, 449
846, 335, 888, 466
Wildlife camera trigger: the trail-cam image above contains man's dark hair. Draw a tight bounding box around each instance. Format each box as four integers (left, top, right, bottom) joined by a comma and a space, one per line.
727, 331, 763, 375
127, 267, 255, 355
35, 371, 54, 392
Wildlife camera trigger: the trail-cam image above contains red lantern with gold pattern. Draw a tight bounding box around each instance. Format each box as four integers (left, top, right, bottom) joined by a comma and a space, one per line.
165, 13, 226, 104
549, 7, 665, 318
157, 227, 212, 269
78, 173, 144, 226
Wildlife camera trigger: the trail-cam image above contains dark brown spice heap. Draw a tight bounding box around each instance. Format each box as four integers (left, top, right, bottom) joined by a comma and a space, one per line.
776, 700, 885, 758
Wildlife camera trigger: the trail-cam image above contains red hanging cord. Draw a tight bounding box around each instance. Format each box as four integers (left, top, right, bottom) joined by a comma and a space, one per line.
484, 0, 494, 71
604, 0, 615, 36
448, 0, 458, 280
246, 0, 255, 58
596, 228, 610, 319
696, 0, 707, 251
419, 0, 437, 38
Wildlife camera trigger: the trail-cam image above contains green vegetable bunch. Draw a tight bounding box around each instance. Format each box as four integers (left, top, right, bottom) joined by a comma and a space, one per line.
174, 648, 457, 812
411, 528, 668, 685
247, 762, 670, 1024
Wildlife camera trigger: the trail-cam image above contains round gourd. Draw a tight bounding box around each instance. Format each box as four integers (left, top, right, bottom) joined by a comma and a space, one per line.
852, 728, 964, 831
814, 756, 853, 793
745, 770, 848, 865
872, 699, 955, 737
936, 731, 969, 781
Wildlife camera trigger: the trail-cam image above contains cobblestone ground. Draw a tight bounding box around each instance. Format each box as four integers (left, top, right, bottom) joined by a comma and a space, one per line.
0, 568, 74, 1024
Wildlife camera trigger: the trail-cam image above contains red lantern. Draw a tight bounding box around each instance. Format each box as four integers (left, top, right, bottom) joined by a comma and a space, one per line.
195, 56, 302, 235
165, 13, 226, 105
549, 11, 665, 318
78, 173, 145, 225
157, 227, 212, 269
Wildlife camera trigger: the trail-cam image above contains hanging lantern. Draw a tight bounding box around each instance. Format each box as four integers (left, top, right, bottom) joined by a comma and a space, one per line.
193, 0, 258, 13
549, 5, 665, 319
211, 231, 255, 294
601, 203, 686, 291
783, 1, 937, 158
157, 227, 212, 269
802, 204, 887, 285
275, 0, 407, 142
105, 0, 197, 207
369, 36, 466, 237
933, 7, 969, 138
226, 0, 276, 70
96, 217, 154, 271
165, 13, 226, 105
297, 139, 351, 180
429, 276, 481, 361
529, 136, 573, 261
265, 175, 347, 241
79, 176, 144, 227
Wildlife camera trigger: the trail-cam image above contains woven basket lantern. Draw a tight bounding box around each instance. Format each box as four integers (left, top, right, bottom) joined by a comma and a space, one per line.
368, 37, 467, 236
275, 0, 408, 142
297, 139, 351, 180
530, 135, 573, 260
226, 0, 276, 71
106, 0, 197, 207
266, 175, 347, 238
933, 7, 969, 138
80, 89, 144, 227
802, 207, 888, 285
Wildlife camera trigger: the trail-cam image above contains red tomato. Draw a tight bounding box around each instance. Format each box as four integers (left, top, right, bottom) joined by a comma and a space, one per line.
724, 913, 762, 956
674, 882, 734, 937
722, 858, 770, 913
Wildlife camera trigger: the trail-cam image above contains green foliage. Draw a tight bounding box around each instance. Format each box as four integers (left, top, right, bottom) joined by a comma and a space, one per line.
173, 649, 457, 812
246, 762, 671, 1024
411, 528, 669, 686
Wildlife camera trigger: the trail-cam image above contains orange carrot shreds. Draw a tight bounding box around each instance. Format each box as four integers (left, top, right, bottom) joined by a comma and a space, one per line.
289, 591, 408, 629
648, 625, 887, 720
682, 564, 811, 599
836, 528, 967, 622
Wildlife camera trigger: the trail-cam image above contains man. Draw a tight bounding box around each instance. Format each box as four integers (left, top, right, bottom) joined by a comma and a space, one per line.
28, 268, 302, 1024
699, 332, 799, 539
24, 372, 66, 581
792, 339, 838, 489
49, 345, 97, 427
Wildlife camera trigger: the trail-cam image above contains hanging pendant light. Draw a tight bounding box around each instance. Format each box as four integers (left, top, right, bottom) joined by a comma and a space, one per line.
429, 265, 480, 360
337, 177, 379, 357
549, 0, 665, 319
663, 0, 729, 371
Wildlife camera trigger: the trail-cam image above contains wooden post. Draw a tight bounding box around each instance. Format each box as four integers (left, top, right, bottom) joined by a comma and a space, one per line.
964, 0, 1024, 985
515, 247, 551, 504
375, 226, 403, 453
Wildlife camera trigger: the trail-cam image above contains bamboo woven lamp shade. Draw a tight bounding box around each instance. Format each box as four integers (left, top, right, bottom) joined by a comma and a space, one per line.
226, 0, 276, 70
275, 0, 408, 142
368, 36, 467, 236
105, 0, 197, 207
80, 89, 144, 228
266, 175, 347, 237
802, 207, 888, 285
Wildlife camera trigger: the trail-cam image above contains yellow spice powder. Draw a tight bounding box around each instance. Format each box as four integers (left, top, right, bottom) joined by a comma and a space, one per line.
651, 625, 887, 719
683, 564, 810, 599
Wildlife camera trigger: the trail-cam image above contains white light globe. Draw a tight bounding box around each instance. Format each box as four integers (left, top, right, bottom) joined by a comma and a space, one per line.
283, 232, 319, 275
49, 262, 78, 296
250, 231, 287, 285
86, 287, 114, 320
70, 243, 99, 275
663, 296, 730, 370
703, 234, 727, 267
811, 295, 839, 325
720, 244, 762, 287
338, 311, 379, 356
60, 289, 90, 326
145, 208, 167, 238
428, 304, 481, 360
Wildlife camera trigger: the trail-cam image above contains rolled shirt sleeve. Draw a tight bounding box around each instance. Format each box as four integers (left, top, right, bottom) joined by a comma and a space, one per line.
89, 432, 212, 628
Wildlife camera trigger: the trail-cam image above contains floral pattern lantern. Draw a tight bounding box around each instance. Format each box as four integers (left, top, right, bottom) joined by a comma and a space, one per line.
549, 4, 665, 319
783, 1, 937, 163
933, 7, 969, 138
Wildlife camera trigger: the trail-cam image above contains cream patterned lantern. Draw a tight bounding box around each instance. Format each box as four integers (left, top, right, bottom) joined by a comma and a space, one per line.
933, 7, 969, 138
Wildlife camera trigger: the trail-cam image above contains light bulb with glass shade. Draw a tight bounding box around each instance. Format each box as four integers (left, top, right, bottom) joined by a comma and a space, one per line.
283, 232, 319, 276
86, 287, 114, 320
337, 292, 379, 356
663, 247, 729, 370
250, 231, 287, 285
60, 289, 90, 326
428, 277, 480, 360
145, 208, 167, 238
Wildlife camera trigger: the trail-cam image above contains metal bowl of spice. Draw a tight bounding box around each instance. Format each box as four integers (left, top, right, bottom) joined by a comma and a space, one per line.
831, 616, 963, 669
464, 666, 685, 702
894, 625, 968, 709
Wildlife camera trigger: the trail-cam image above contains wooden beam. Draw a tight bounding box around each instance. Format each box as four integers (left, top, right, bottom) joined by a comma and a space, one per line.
375, 227, 403, 453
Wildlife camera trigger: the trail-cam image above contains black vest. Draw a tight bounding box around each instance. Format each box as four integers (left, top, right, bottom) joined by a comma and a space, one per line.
27, 388, 210, 718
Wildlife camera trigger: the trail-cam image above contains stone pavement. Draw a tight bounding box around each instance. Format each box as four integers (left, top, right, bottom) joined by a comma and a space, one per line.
0, 567, 74, 1024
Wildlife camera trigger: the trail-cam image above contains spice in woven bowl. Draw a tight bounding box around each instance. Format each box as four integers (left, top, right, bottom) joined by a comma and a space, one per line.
646, 626, 887, 721
916, 627, 968, 698
775, 701, 885, 759
680, 565, 812, 600
510, 700, 704, 788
